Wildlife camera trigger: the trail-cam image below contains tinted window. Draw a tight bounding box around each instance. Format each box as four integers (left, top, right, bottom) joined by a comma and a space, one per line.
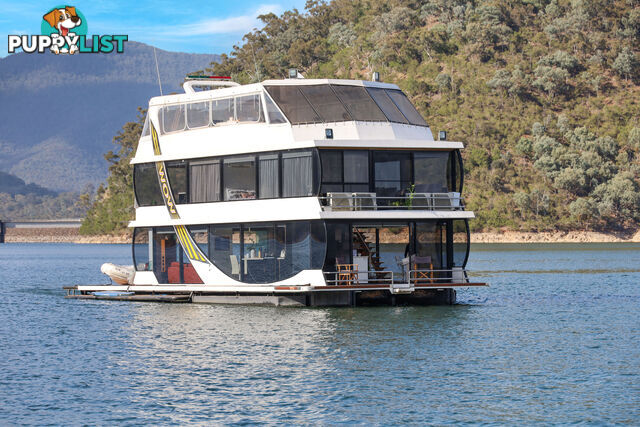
413, 152, 448, 193
224, 156, 256, 200
320, 150, 342, 183
133, 228, 151, 271
134, 163, 163, 207
332, 85, 387, 122
366, 88, 408, 124
300, 85, 352, 122
265, 86, 321, 124
161, 104, 186, 133
386, 90, 427, 126
167, 162, 188, 204
186, 101, 210, 129
373, 152, 412, 201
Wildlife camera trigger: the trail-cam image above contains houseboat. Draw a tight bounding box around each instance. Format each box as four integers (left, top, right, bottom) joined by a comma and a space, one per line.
68, 75, 486, 306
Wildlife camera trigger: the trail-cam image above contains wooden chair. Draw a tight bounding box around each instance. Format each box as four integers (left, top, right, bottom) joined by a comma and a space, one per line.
411, 255, 433, 284
336, 259, 358, 285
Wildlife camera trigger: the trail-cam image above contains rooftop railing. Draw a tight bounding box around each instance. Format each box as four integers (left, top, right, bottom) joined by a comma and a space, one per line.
319, 192, 464, 211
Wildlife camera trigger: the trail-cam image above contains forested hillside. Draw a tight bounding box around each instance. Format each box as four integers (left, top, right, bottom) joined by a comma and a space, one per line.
208, 0, 640, 232
83, 0, 639, 235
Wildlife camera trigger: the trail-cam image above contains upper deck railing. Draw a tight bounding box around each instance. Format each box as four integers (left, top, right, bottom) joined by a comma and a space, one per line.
319, 192, 463, 211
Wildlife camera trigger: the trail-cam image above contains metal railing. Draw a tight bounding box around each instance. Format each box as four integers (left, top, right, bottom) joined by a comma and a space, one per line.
319, 192, 464, 211
323, 268, 469, 286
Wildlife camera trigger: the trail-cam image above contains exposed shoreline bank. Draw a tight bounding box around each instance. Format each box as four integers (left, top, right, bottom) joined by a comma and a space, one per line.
3, 228, 640, 244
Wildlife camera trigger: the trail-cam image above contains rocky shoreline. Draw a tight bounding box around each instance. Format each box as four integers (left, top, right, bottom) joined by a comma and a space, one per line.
3, 227, 639, 244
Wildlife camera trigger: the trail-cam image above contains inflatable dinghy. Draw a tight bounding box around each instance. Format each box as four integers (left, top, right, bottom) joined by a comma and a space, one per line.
100, 263, 135, 285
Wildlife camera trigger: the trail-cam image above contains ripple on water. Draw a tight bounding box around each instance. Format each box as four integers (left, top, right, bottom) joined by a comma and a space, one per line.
0, 243, 638, 424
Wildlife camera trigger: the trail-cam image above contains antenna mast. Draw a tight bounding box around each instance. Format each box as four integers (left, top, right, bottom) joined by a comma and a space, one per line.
153, 47, 163, 96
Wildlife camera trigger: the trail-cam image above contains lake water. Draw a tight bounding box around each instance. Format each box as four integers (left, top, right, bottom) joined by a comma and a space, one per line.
0, 243, 638, 424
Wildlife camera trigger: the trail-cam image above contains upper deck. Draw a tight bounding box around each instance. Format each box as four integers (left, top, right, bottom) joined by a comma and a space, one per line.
132, 78, 463, 165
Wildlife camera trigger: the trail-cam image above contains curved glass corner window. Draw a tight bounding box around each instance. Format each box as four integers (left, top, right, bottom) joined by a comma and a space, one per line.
282, 150, 318, 197
385, 90, 427, 126
134, 163, 163, 207
212, 98, 234, 124
332, 85, 387, 122
133, 227, 152, 271
224, 156, 256, 200
264, 85, 321, 124
186, 101, 210, 129
300, 85, 352, 122
413, 152, 448, 193
366, 88, 408, 124
452, 219, 470, 268
264, 93, 287, 124
204, 221, 326, 284
236, 94, 264, 123
454, 150, 463, 193
161, 104, 186, 133
141, 114, 150, 137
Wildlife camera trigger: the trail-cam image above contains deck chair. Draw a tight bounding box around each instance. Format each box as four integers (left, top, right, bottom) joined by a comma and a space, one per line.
411, 255, 433, 284
335, 257, 358, 285
352, 192, 377, 211
411, 193, 432, 210
328, 192, 353, 211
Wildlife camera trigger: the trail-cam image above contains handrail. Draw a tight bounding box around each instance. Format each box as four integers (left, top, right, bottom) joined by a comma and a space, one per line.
323, 268, 469, 285
319, 193, 464, 211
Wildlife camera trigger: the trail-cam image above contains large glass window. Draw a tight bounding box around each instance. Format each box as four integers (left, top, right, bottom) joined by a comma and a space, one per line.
332, 85, 387, 122
343, 151, 369, 192
209, 226, 242, 280
236, 94, 264, 123
224, 155, 256, 200
186, 101, 210, 129
415, 221, 445, 272
134, 163, 163, 207
259, 154, 279, 199
133, 228, 152, 271
206, 221, 325, 283
386, 90, 428, 126
153, 227, 179, 284
167, 161, 188, 204
190, 160, 220, 203
300, 85, 352, 122
373, 152, 412, 200
265, 86, 321, 124
366, 88, 408, 124
452, 220, 469, 268
161, 104, 186, 133
211, 98, 234, 124
283, 151, 314, 197
413, 152, 449, 193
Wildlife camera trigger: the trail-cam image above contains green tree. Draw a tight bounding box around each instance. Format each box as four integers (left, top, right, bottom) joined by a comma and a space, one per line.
80, 108, 145, 235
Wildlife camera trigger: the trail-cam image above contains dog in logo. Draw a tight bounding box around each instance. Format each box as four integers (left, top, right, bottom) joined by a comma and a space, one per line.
42, 6, 82, 54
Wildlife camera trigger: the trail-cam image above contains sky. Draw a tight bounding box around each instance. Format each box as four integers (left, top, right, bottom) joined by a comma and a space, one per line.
0, 0, 307, 57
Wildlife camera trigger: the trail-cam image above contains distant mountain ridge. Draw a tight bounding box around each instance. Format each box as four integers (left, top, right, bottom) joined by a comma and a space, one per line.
0, 170, 56, 196
0, 42, 219, 191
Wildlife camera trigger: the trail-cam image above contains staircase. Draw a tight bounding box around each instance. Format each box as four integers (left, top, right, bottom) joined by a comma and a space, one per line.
352, 228, 389, 281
